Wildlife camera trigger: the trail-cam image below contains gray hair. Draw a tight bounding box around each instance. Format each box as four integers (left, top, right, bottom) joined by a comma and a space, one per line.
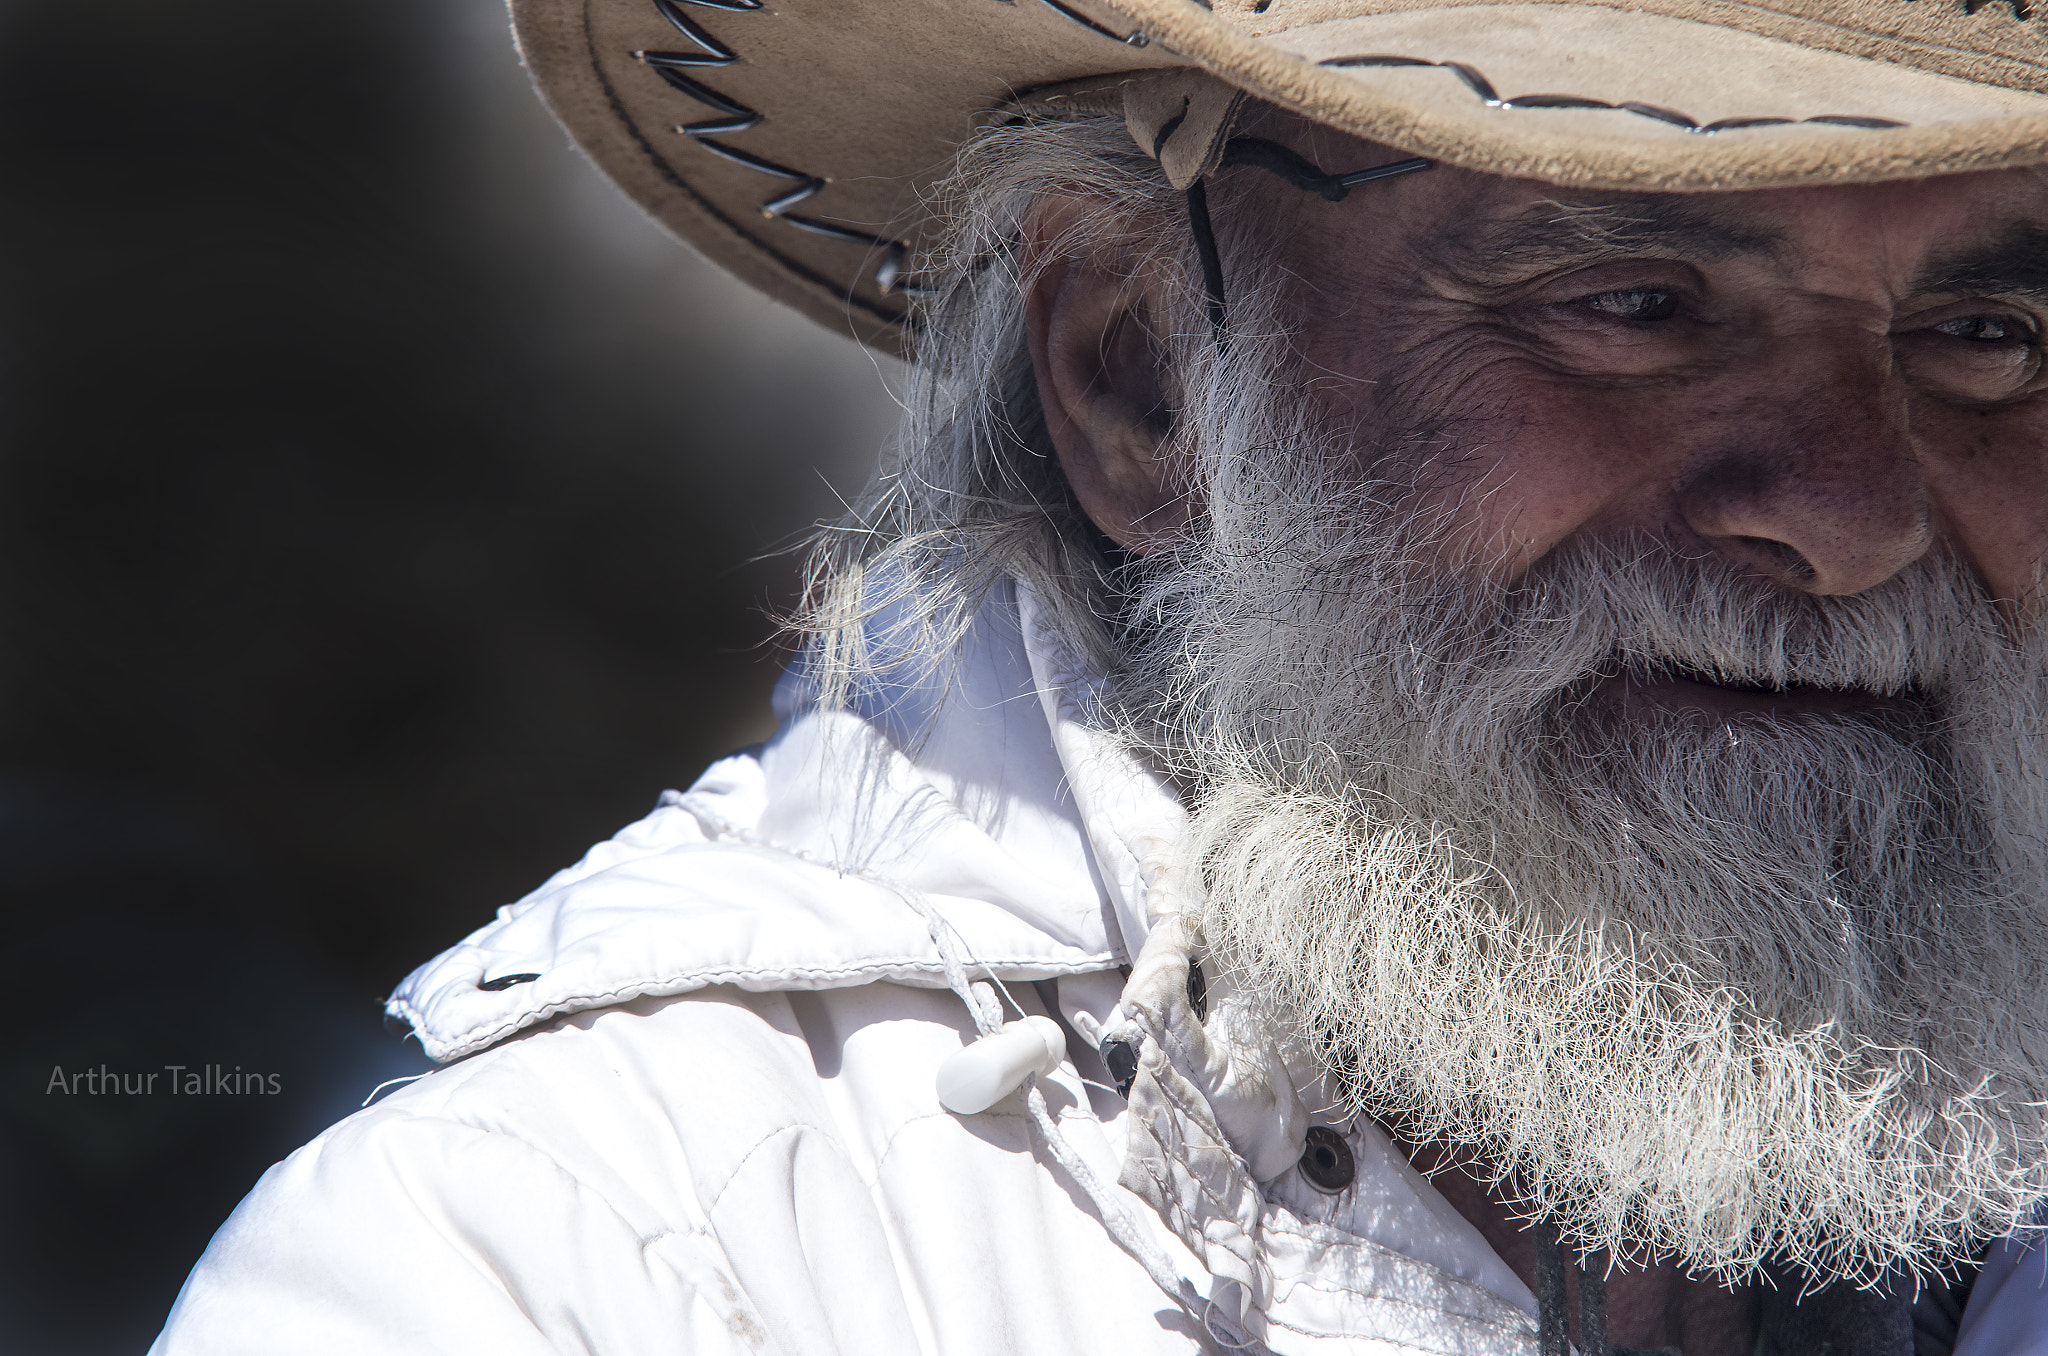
788, 115, 2048, 1279
789, 111, 1270, 708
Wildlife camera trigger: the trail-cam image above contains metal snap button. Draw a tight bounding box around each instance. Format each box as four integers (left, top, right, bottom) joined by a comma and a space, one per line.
1299, 1125, 1356, 1192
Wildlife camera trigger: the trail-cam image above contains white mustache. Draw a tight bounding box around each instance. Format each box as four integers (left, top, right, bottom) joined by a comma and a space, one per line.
1493, 537, 1995, 703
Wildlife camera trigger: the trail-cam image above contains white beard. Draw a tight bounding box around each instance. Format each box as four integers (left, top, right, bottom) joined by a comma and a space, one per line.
1115, 358, 2048, 1283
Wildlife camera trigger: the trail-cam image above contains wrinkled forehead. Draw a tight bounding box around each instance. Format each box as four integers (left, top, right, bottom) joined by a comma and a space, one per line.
1260, 107, 2048, 292
1453, 181, 2048, 299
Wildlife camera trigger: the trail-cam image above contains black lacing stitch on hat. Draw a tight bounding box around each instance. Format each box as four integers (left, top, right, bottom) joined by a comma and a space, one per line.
634, 0, 1150, 306
634, 0, 928, 297
641, 59, 762, 136
1220, 137, 1433, 201
1319, 54, 1909, 133
648, 0, 740, 64
991, 0, 1153, 46
694, 139, 825, 215
1185, 137, 1434, 349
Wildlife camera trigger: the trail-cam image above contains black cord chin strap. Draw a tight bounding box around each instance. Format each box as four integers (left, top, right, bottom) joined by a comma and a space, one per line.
1580, 1249, 1610, 1356
1534, 1220, 1631, 1356
1183, 136, 1433, 351
1536, 1220, 1572, 1356
1184, 178, 1230, 349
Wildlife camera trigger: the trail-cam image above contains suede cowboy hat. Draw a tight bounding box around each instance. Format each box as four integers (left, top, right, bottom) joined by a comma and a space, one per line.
510, 0, 2048, 353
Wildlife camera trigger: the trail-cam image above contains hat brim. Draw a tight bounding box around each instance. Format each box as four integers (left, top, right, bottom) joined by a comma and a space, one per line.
512, 0, 2048, 356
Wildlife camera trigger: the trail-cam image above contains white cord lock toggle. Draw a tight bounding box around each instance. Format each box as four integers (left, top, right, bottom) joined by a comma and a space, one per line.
935, 1016, 1067, 1114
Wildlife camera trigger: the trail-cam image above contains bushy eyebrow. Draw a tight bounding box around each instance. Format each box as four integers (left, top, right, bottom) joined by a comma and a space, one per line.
1914, 222, 2048, 304
1450, 196, 1785, 276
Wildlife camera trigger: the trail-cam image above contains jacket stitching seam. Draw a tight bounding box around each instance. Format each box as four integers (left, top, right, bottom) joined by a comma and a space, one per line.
871, 1107, 1027, 1182
697, 1121, 839, 1217
1144, 1071, 1261, 1212
1257, 1255, 1532, 1325
1256, 1305, 1491, 1351
1267, 1277, 1527, 1325
680, 789, 1109, 933
676, 794, 876, 876
1258, 1288, 1531, 1336
348, 1107, 700, 1263
1134, 1122, 1259, 1227
400, 952, 1119, 1058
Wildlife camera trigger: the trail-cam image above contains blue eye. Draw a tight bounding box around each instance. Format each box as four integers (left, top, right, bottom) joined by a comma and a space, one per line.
1585, 289, 1680, 322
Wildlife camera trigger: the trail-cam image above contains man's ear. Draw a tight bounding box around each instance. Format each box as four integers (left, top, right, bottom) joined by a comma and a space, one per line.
1023, 198, 1193, 554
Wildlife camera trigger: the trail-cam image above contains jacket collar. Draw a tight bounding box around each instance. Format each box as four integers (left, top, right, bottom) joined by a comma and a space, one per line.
387, 578, 1181, 1062
384, 577, 1549, 1345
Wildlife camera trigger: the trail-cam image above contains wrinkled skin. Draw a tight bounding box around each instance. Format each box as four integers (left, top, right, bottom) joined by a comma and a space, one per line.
1024, 112, 2048, 1352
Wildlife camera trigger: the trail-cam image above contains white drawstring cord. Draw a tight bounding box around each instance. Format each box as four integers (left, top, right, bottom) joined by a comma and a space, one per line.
894, 882, 1268, 1355
672, 794, 1266, 1352
360, 1072, 429, 1108
1020, 1077, 1263, 1352
1200, 1283, 1265, 1352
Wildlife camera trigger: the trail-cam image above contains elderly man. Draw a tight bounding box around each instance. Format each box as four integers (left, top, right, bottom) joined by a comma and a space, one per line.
154, 0, 2048, 1352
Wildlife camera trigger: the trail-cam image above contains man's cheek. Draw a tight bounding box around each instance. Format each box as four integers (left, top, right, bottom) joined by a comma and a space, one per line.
1916, 398, 2048, 606
1396, 374, 1694, 575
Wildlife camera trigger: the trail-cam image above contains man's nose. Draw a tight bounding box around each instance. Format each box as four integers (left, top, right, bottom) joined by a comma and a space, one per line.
1676, 356, 1931, 596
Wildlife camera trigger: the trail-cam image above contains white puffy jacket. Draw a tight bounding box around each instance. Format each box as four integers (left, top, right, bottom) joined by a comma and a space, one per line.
153, 582, 2047, 1356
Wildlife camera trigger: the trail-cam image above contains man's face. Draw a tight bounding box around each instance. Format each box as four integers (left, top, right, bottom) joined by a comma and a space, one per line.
1265, 127, 2048, 643
1026, 122, 2048, 1278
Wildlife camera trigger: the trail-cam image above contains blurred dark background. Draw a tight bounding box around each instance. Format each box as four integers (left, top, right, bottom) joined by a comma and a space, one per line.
0, 1, 898, 1350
